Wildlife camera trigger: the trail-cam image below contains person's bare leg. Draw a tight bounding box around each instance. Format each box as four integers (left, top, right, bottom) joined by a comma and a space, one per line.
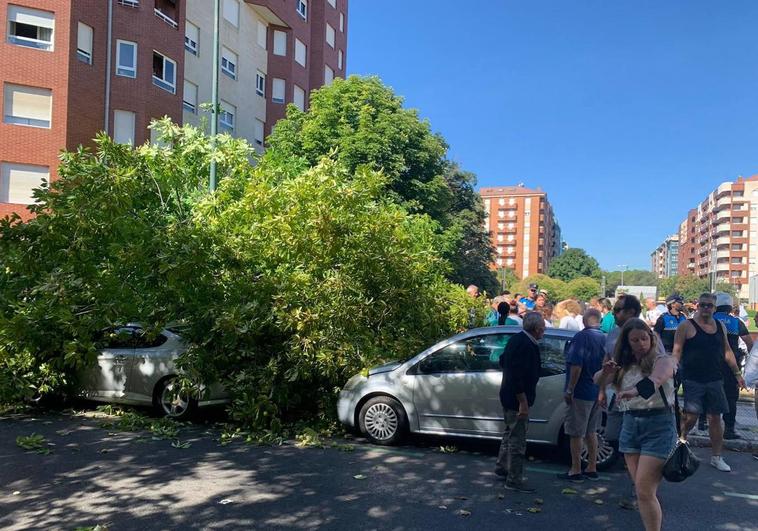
584, 432, 598, 473
634, 455, 666, 531
680, 411, 697, 441
708, 413, 724, 456
569, 437, 583, 474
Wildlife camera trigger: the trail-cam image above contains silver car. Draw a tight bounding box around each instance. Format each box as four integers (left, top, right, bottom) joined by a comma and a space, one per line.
337, 325, 618, 469
78, 324, 227, 419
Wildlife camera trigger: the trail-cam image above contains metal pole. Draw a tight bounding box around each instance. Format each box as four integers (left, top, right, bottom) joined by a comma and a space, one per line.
104, 0, 113, 133
209, 0, 220, 191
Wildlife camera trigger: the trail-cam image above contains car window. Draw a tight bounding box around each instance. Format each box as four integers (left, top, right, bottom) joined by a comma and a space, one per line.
539, 335, 570, 376
132, 329, 168, 349
418, 334, 512, 374
96, 327, 135, 349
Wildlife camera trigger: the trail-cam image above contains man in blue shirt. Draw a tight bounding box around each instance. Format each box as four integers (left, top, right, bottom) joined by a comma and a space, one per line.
519, 283, 539, 311
559, 308, 606, 481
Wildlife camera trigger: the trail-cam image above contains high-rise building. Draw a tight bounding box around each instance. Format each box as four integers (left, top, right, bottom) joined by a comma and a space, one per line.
480, 185, 560, 280
0, 0, 347, 219
673, 175, 758, 299
650, 234, 679, 279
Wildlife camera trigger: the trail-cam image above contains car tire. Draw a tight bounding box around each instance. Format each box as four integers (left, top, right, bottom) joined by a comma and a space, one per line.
154, 377, 196, 421
358, 396, 407, 446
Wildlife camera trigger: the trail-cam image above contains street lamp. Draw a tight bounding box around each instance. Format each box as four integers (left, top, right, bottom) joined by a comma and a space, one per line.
617, 264, 628, 288
209, 0, 220, 191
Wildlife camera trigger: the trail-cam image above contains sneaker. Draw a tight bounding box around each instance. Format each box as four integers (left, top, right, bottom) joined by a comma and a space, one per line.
710, 455, 732, 472
556, 472, 584, 482
504, 482, 536, 493
723, 431, 741, 440
618, 497, 638, 511
752, 454, 758, 461
583, 471, 600, 481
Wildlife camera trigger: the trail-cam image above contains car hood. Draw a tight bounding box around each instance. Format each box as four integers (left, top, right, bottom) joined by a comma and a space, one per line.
368, 361, 402, 376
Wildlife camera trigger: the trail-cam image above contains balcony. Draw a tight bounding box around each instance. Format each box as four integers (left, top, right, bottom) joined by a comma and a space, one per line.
118, 0, 139, 6
717, 249, 730, 259
155, 8, 178, 28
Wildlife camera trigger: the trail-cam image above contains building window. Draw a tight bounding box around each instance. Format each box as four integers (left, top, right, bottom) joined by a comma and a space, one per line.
113, 110, 135, 145
256, 20, 267, 49
324, 65, 334, 85
340, 12, 344, 32
3, 83, 52, 128
183, 80, 198, 113
152, 51, 176, 93
219, 100, 235, 133
0, 162, 48, 204
116, 40, 137, 78
272, 78, 285, 104
185, 21, 199, 56
294, 38, 306, 67
296, 0, 307, 20
7, 5, 54, 51
254, 119, 264, 146
327, 0, 336, 7
77, 22, 93, 64
223, 0, 239, 27
221, 47, 237, 79
273, 30, 287, 56
326, 23, 335, 48
293, 84, 305, 111
255, 71, 265, 96
338, 49, 343, 69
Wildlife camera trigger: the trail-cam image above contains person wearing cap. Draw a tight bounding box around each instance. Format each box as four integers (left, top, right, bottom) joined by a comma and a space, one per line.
643, 298, 663, 328
712, 292, 753, 440
653, 294, 688, 434
519, 284, 539, 311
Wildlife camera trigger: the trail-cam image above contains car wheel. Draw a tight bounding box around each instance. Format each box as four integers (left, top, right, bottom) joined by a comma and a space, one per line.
155, 377, 196, 421
582, 412, 619, 471
359, 396, 407, 446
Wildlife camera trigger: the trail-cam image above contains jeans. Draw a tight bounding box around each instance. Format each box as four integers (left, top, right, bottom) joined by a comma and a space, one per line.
496, 409, 528, 485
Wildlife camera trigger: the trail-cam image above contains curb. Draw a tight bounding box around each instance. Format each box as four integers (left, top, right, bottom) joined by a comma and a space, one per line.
687, 435, 758, 453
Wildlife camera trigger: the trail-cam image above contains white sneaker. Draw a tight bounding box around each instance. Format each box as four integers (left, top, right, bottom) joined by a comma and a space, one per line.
710, 456, 731, 472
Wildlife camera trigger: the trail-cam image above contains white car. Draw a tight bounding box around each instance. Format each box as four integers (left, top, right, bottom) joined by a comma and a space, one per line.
78, 324, 227, 419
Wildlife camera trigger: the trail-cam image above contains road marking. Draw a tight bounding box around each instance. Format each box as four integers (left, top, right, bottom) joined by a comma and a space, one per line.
722, 491, 758, 501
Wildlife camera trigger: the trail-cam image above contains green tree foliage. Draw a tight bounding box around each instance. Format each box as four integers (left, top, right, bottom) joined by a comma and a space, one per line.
602, 269, 659, 296
657, 275, 737, 302
564, 277, 602, 301
516, 274, 568, 301
0, 121, 481, 427
547, 248, 601, 282
262, 76, 497, 293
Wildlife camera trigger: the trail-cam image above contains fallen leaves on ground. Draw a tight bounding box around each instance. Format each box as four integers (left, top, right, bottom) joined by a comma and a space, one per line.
16, 434, 50, 454
438, 445, 459, 454
353, 474, 367, 480
527, 507, 541, 513
457, 509, 471, 517
561, 488, 578, 495
171, 440, 191, 449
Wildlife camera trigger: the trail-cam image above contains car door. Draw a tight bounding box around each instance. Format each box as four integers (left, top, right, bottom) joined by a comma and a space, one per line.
528, 332, 571, 443
87, 327, 136, 401
410, 332, 511, 436
123, 328, 170, 403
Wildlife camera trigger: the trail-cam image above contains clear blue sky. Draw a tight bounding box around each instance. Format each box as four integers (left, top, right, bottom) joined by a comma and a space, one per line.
346, 1, 758, 271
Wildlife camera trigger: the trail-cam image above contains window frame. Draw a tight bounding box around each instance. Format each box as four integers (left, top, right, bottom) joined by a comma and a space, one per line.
273, 30, 287, 56
254, 119, 264, 146
116, 39, 137, 78
326, 23, 335, 48
3, 83, 52, 128
219, 100, 235, 133
183, 79, 198, 114
0, 162, 49, 205
184, 20, 199, 56
296, 0, 307, 20
221, 46, 238, 80
152, 51, 176, 94
255, 71, 265, 97
272, 78, 285, 104
76, 22, 93, 64
294, 38, 306, 67
7, 5, 54, 51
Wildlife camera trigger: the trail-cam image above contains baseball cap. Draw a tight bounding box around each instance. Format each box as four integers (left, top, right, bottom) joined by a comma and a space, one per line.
528, 283, 538, 290
666, 294, 683, 305
714, 292, 733, 308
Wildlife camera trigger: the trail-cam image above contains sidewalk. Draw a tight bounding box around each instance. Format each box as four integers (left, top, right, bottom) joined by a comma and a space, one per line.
688, 399, 758, 452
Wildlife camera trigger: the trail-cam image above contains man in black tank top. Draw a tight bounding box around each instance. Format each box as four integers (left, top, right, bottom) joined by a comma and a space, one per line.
673, 293, 745, 473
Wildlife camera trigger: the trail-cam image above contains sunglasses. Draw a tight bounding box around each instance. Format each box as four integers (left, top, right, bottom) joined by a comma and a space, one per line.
698, 302, 714, 309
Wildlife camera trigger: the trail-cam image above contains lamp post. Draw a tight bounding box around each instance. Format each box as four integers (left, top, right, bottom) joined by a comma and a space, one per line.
209, 0, 220, 192
617, 264, 628, 289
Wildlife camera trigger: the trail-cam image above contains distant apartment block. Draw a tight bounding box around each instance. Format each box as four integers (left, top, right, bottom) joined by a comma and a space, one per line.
480, 185, 561, 279
650, 234, 679, 278
0, 0, 348, 219
675, 175, 758, 299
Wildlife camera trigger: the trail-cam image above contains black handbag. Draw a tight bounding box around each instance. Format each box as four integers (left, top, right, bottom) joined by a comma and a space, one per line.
658, 387, 700, 482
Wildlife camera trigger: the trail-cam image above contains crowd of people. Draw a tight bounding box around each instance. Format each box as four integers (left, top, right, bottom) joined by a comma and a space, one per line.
467, 283, 757, 531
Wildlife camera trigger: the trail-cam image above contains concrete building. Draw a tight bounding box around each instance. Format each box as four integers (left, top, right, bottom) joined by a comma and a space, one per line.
1, 0, 348, 219
674, 175, 758, 299
480, 184, 560, 279
0, 0, 185, 220
650, 234, 679, 279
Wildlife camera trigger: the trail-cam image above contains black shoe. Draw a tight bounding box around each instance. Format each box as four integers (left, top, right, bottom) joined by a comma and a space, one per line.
556, 472, 584, 482
494, 467, 507, 478
724, 431, 741, 440
504, 482, 536, 493
583, 471, 600, 481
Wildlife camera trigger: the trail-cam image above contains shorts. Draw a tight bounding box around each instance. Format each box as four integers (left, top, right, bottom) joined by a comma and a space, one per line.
682, 379, 729, 415
619, 410, 677, 460
564, 398, 600, 437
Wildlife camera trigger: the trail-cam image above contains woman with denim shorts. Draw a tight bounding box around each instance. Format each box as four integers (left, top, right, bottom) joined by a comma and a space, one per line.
595, 318, 677, 531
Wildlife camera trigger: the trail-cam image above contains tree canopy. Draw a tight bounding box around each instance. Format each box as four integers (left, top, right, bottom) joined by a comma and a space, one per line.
547, 248, 601, 282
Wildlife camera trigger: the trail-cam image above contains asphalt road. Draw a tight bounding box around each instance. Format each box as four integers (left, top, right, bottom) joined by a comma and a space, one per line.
1, 409, 757, 531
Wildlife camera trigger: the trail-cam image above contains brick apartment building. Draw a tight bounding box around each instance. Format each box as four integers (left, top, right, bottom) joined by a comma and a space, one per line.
480, 185, 562, 280
673, 175, 758, 299
0, 0, 347, 219
650, 234, 679, 279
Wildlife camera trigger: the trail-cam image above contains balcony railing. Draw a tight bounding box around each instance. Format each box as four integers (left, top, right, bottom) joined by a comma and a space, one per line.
155, 8, 178, 28
118, 0, 139, 7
